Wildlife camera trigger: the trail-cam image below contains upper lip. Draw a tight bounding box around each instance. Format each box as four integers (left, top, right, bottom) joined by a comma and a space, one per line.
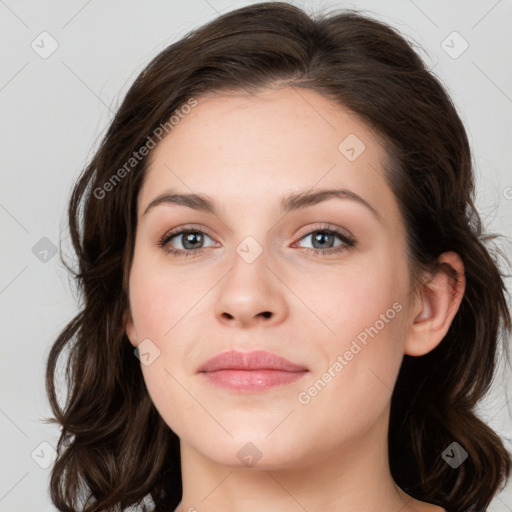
198, 350, 308, 373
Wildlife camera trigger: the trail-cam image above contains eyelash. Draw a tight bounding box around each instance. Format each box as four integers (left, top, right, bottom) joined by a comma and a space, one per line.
157, 223, 356, 258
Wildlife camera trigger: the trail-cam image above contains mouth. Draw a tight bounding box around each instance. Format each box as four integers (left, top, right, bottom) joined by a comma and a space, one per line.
197, 350, 309, 392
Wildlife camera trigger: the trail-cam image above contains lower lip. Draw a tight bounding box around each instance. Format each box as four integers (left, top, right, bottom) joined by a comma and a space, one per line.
201, 369, 308, 391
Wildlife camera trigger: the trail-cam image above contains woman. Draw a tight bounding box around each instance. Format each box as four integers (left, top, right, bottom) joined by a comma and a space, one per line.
45, 2, 511, 511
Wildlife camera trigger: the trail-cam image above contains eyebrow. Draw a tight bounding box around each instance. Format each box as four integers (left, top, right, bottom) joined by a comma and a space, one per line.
142, 188, 381, 222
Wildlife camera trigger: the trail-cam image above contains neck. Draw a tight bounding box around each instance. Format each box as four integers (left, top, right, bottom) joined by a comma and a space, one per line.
174, 408, 418, 512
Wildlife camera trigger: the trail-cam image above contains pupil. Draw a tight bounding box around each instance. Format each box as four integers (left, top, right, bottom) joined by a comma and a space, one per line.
183, 232, 203, 249
313, 232, 333, 249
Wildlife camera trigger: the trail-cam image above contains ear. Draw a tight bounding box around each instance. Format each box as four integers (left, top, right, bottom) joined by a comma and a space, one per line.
405, 251, 465, 356
124, 308, 138, 348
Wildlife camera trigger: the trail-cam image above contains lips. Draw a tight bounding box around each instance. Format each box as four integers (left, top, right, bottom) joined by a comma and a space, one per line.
198, 350, 307, 372
198, 350, 308, 391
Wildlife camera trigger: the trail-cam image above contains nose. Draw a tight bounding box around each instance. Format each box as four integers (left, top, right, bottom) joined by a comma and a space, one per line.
214, 248, 288, 328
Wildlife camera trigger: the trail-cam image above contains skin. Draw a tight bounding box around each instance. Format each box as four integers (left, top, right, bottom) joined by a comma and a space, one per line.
125, 86, 465, 512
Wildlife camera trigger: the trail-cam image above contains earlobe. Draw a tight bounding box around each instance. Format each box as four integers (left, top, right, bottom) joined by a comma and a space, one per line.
405, 251, 465, 357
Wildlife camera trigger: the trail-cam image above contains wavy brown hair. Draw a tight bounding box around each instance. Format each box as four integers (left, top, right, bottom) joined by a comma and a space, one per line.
45, 2, 511, 511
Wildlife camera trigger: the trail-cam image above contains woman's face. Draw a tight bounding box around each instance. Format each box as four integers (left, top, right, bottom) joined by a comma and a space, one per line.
126, 86, 417, 469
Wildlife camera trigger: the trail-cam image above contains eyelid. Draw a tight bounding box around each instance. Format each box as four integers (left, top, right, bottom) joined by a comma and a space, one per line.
160, 223, 216, 241
293, 222, 354, 243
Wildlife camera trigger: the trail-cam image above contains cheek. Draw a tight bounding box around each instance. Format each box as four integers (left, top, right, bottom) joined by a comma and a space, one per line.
316, 248, 407, 347
128, 253, 206, 437
128, 248, 206, 342
302, 248, 408, 406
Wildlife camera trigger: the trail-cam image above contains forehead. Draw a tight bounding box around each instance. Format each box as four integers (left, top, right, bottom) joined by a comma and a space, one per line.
139, 87, 396, 221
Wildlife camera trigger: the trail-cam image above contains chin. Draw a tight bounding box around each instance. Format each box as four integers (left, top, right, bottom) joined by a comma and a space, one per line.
178, 422, 319, 471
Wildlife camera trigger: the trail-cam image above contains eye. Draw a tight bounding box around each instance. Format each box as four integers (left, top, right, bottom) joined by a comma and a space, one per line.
157, 227, 217, 257
293, 225, 356, 256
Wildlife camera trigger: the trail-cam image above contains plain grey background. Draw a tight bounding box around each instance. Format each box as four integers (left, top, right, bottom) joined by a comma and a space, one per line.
1, 0, 511, 510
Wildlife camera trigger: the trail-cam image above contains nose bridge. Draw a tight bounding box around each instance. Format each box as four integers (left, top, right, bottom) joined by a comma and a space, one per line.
225, 233, 272, 301
235, 234, 266, 266
213, 232, 288, 326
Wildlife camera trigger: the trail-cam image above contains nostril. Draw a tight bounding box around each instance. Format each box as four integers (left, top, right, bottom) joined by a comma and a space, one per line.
260, 311, 272, 318
222, 312, 234, 319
